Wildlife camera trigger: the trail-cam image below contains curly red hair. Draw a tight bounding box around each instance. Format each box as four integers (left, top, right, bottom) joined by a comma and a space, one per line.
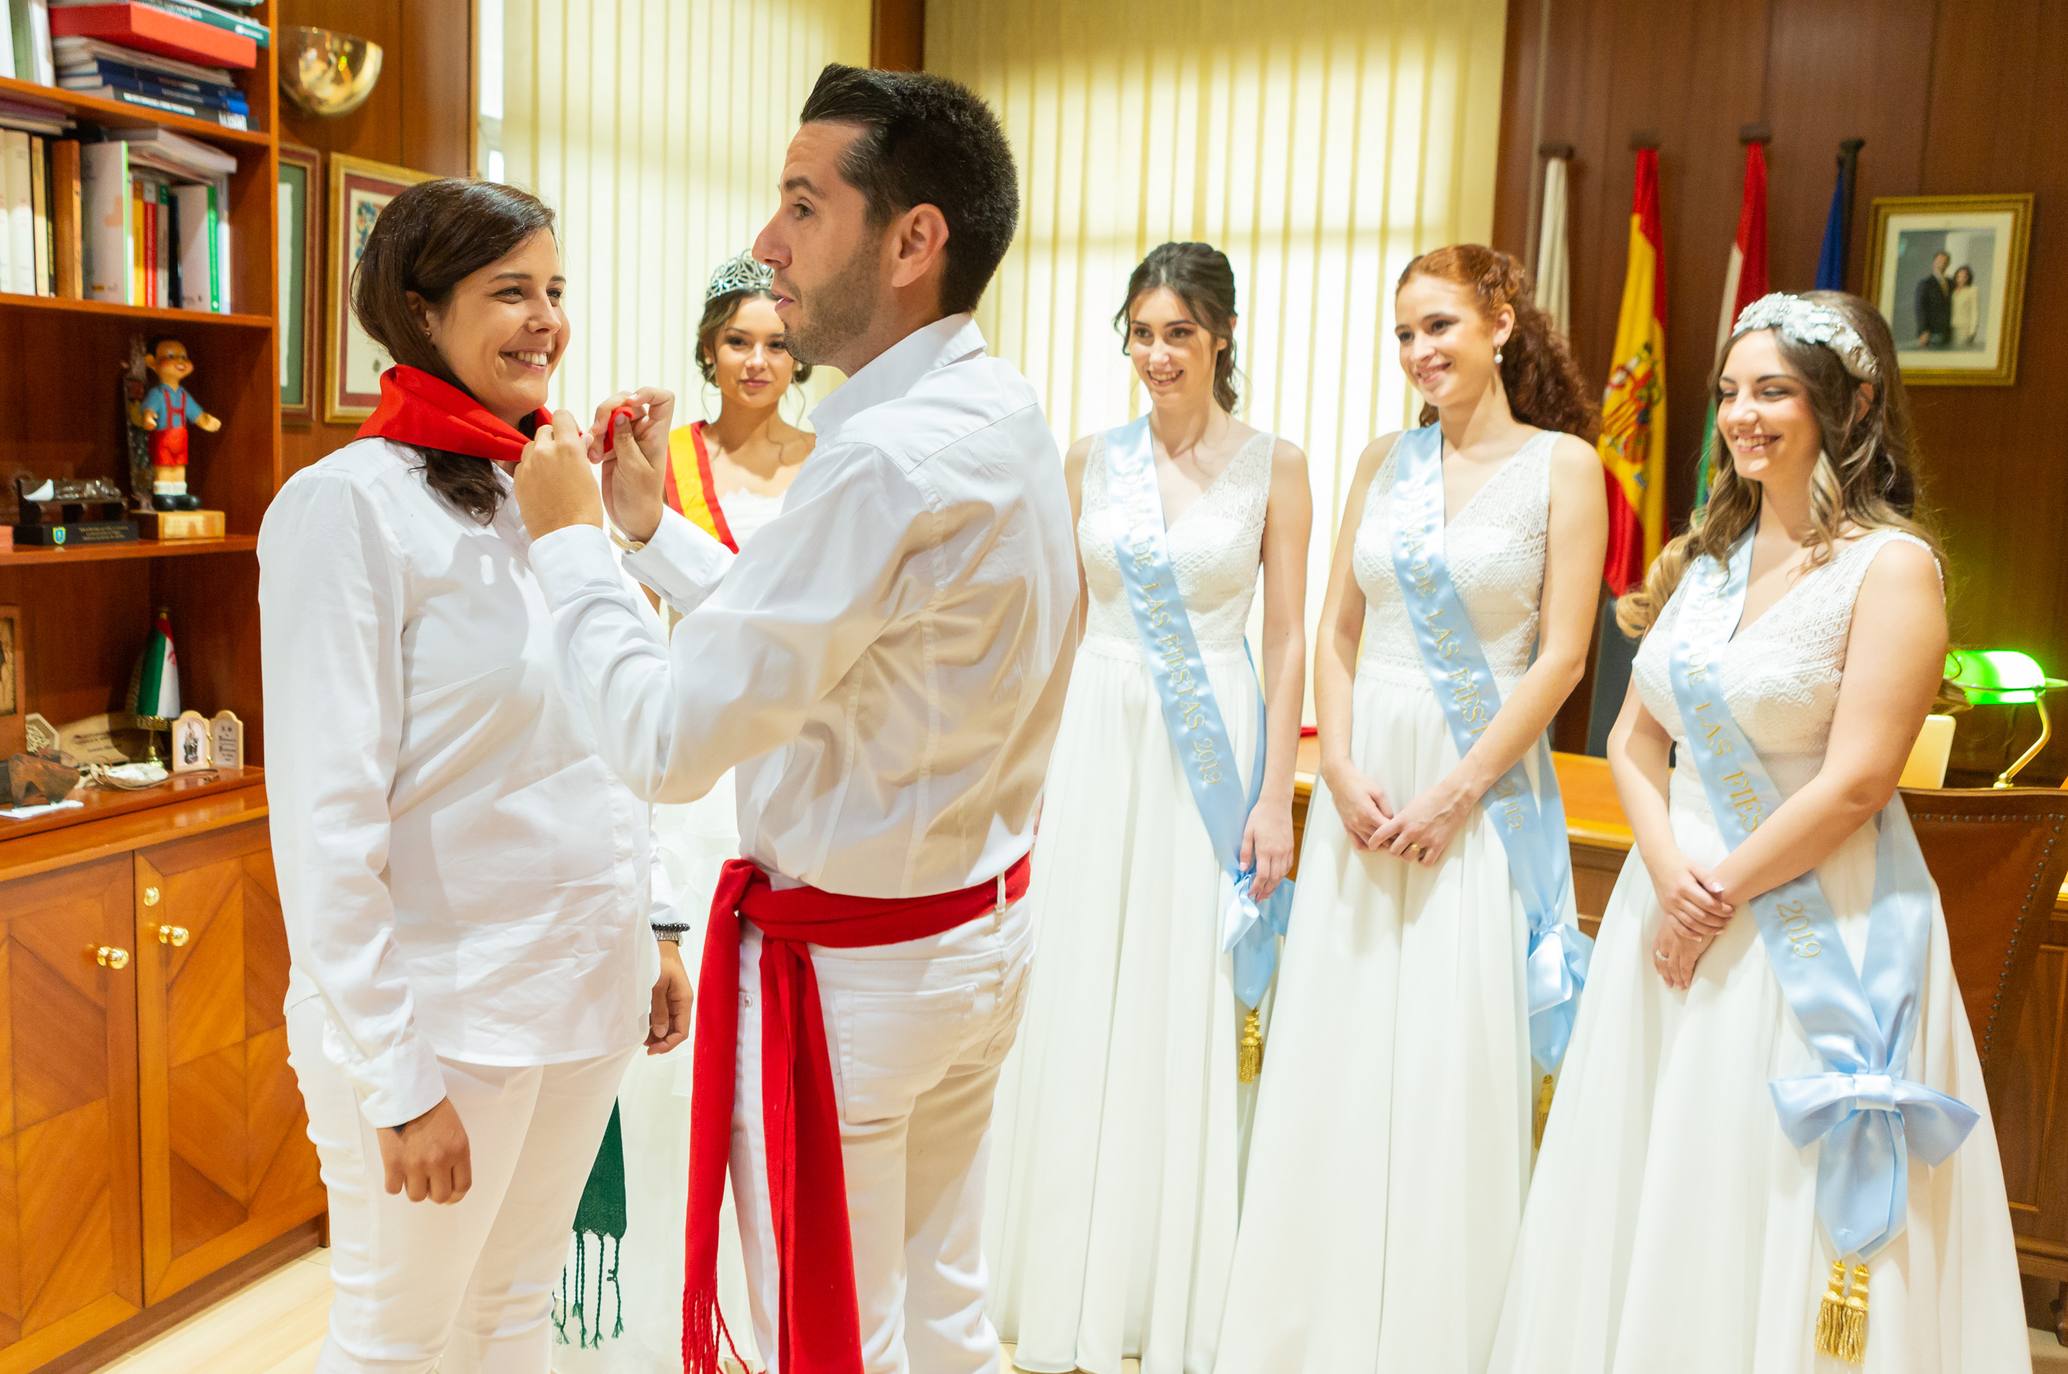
1397, 245, 1600, 443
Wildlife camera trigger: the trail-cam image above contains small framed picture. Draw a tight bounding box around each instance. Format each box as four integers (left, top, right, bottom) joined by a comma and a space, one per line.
278, 143, 321, 420
0, 606, 23, 759
172, 709, 213, 775
325, 154, 437, 422
209, 709, 244, 771
1866, 193, 2033, 387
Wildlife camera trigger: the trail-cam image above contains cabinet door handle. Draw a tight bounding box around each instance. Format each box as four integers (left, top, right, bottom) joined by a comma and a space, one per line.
142, 886, 162, 908
155, 925, 190, 948
94, 946, 132, 971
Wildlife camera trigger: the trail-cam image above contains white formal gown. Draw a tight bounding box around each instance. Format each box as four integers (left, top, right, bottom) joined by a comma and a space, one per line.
1489, 527, 2030, 1374
984, 429, 1275, 1374
560, 486, 785, 1374
1215, 432, 1559, 1373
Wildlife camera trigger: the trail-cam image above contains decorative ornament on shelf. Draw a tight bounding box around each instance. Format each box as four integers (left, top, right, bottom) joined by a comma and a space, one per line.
280, 26, 384, 118
124, 337, 228, 540
1941, 648, 2067, 787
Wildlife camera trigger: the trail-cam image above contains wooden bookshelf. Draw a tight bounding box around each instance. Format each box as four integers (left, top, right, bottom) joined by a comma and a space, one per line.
0, 1, 281, 781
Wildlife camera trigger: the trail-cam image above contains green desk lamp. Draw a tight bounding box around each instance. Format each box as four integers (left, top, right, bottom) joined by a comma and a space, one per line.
1942, 649, 2067, 787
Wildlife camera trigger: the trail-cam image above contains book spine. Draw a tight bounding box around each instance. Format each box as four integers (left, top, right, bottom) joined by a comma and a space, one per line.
52, 137, 80, 298
29, 135, 49, 296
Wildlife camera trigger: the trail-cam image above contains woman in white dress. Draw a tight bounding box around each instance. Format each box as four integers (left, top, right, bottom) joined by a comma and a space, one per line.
1490, 291, 2029, 1373
1215, 244, 1606, 1373
564, 252, 814, 1373
985, 241, 1312, 1374
1948, 264, 1981, 349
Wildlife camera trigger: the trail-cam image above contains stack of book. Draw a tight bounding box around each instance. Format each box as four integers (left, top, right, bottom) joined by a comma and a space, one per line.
0, 118, 234, 309
3, 2, 267, 131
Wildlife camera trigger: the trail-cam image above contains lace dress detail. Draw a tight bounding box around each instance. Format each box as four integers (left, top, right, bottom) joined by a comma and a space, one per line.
1350, 429, 1556, 689
1079, 429, 1274, 653
1631, 528, 1937, 775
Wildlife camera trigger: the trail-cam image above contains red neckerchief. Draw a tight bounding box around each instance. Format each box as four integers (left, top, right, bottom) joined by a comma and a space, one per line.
355, 365, 550, 464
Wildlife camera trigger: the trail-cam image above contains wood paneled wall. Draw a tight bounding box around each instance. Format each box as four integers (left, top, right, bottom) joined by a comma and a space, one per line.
276, 0, 477, 481
1493, 0, 2068, 781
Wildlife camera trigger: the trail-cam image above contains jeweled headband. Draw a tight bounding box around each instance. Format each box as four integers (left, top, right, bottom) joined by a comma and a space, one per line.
707, 251, 774, 302
1730, 292, 1879, 382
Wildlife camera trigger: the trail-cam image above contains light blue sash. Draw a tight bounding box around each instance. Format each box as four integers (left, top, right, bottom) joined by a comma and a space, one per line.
1387, 424, 1591, 1071
1104, 417, 1291, 1009
1669, 532, 1977, 1261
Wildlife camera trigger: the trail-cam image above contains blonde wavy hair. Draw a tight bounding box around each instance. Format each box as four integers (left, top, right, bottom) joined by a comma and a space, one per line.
1616, 291, 1940, 637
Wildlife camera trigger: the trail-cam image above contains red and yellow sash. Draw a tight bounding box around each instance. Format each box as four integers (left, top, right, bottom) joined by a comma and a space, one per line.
664, 422, 738, 553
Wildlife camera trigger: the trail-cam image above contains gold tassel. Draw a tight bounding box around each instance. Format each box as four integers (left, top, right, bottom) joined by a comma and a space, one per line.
1813, 1259, 1869, 1364
1237, 1007, 1264, 1083
1532, 1072, 1556, 1149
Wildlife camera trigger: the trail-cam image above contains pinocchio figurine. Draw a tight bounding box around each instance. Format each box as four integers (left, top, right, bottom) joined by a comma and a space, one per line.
126, 338, 219, 512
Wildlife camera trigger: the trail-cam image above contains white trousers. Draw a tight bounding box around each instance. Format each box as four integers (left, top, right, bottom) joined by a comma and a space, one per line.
731, 896, 1034, 1374
286, 998, 635, 1373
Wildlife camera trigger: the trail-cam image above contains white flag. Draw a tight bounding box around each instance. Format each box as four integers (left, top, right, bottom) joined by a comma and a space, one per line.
1536, 157, 1571, 336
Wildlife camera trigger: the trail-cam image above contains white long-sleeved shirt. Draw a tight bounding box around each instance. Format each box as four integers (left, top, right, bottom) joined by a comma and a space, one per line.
534, 315, 1079, 898
258, 439, 724, 1127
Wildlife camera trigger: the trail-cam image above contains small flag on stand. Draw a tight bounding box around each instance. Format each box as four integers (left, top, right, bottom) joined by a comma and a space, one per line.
129, 606, 180, 718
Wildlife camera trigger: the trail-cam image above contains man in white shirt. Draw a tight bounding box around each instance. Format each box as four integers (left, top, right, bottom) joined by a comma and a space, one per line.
516, 64, 1077, 1374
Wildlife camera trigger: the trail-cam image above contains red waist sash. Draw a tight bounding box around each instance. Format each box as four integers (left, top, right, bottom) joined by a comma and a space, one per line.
682, 853, 1033, 1374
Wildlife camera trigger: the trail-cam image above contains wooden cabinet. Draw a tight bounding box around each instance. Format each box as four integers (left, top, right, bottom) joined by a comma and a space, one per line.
134, 824, 322, 1306
0, 859, 142, 1373
0, 813, 322, 1373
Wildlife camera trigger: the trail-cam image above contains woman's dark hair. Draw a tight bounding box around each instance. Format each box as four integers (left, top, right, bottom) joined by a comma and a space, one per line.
351, 178, 556, 522
1396, 244, 1600, 444
1953, 265, 1974, 286
1113, 242, 1241, 413
798, 64, 1018, 317
696, 288, 812, 388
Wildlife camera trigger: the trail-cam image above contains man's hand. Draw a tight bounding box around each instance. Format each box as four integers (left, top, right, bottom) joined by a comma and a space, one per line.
647, 940, 693, 1054
590, 388, 674, 544
514, 410, 603, 541
377, 1096, 471, 1204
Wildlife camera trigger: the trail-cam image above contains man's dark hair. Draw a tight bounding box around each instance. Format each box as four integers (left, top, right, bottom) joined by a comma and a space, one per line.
799, 64, 1019, 317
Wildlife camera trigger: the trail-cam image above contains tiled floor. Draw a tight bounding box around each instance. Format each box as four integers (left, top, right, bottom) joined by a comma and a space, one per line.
91, 1251, 2068, 1373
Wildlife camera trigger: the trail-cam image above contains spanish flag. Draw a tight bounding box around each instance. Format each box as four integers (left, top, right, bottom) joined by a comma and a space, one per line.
1598, 148, 1668, 596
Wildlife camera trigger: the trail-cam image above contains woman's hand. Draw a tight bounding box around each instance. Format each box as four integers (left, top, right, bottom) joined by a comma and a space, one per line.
1651, 919, 1711, 991
377, 1096, 471, 1204
1367, 779, 1474, 866
646, 940, 693, 1054
513, 410, 602, 540
1240, 799, 1295, 901
1321, 758, 1391, 850
589, 388, 675, 542
1643, 847, 1734, 941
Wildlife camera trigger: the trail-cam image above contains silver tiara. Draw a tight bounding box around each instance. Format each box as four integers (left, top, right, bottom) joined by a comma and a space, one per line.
706, 251, 773, 302
1731, 292, 1879, 381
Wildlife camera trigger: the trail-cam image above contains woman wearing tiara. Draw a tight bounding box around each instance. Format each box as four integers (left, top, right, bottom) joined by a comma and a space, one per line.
1215, 244, 1604, 1373
1489, 291, 2028, 1373
985, 241, 1312, 1374
562, 251, 813, 1373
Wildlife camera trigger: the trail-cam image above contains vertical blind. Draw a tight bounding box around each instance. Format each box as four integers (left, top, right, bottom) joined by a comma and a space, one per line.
928, 0, 1507, 635
495, 0, 873, 416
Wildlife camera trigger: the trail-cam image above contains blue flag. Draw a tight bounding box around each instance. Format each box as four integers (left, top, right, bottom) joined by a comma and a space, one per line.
1815, 142, 1861, 291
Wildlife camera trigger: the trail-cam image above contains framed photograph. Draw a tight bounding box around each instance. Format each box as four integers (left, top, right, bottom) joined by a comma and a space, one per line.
1866, 193, 2032, 386
277, 144, 320, 419
0, 606, 22, 760
325, 154, 437, 422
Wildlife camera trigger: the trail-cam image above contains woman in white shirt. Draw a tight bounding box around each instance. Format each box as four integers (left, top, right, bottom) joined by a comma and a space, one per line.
259, 178, 712, 1373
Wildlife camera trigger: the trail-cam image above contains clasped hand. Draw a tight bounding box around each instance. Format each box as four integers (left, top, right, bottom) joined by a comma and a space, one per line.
513, 388, 676, 544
